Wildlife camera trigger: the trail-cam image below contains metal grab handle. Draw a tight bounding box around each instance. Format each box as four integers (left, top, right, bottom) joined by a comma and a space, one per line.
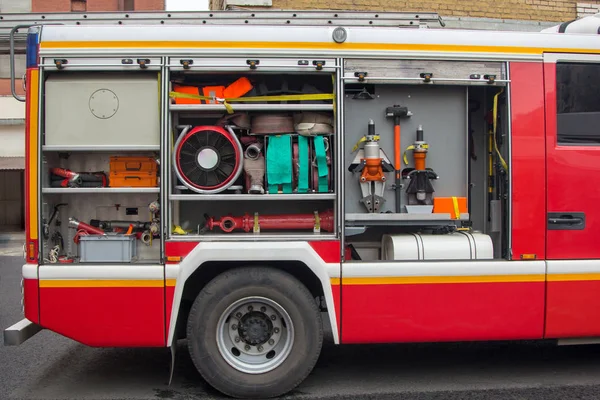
548, 217, 583, 225
547, 212, 586, 230
10, 24, 33, 102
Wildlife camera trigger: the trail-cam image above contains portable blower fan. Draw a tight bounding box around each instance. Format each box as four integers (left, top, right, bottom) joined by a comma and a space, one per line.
174, 125, 243, 194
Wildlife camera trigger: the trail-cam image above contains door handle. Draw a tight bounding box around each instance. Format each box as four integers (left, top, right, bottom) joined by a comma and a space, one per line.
548, 212, 585, 230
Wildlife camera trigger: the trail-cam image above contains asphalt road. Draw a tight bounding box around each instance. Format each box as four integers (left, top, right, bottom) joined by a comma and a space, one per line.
3, 246, 600, 400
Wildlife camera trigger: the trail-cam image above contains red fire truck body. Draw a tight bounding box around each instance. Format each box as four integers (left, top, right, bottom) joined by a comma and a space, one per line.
5, 12, 600, 398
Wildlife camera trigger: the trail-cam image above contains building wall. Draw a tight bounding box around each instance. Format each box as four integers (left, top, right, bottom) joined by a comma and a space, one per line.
31, 0, 165, 12
212, 0, 600, 23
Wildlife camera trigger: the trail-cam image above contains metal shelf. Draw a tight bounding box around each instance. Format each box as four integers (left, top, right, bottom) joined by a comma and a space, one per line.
169, 233, 337, 241
42, 145, 160, 152
169, 104, 334, 112
43, 187, 160, 194
345, 212, 470, 226
169, 193, 336, 201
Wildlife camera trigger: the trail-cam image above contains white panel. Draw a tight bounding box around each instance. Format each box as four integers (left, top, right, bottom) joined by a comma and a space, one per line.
44, 73, 160, 147
23, 264, 38, 279
38, 24, 600, 60
38, 264, 163, 280
547, 260, 600, 274
543, 53, 600, 63
343, 260, 545, 278
166, 264, 179, 279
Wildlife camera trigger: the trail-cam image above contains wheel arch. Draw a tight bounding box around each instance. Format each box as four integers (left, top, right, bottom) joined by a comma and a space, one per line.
173, 260, 327, 342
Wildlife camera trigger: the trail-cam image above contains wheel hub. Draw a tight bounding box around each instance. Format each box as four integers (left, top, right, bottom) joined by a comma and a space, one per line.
239, 311, 273, 345
218, 297, 294, 374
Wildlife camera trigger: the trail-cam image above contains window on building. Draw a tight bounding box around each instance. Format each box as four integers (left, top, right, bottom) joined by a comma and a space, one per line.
0, 54, 26, 80
121, 0, 135, 10
557, 62, 600, 144
71, 0, 87, 12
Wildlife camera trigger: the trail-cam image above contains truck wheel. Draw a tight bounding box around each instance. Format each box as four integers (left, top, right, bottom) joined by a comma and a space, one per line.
186, 267, 324, 399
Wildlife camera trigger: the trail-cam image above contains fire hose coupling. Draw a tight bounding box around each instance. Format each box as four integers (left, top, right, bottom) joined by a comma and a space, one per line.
148, 201, 160, 214
205, 209, 334, 233
244, 142, 263, 160
141, 230, 152, 245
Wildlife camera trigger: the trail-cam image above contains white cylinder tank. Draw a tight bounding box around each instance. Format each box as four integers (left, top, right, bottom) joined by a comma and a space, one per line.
381, 232, 494, 261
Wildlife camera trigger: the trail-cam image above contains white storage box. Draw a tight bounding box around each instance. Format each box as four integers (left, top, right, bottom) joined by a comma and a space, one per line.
382, 232, 493, 261
78, 234, 137, 263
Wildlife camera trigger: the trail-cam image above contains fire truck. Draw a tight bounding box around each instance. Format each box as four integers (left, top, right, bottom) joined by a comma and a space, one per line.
4, 10, 600, 398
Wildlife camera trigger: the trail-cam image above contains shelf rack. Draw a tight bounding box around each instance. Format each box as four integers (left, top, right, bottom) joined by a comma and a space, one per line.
169, 104, 334, 112
169, 193, 336, 201
345, 212, 470, 226
42, 187, 160, 194
42, 145, 160, 152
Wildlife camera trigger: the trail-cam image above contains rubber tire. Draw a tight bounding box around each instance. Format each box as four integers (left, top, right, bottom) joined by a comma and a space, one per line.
186, 267, 324, 399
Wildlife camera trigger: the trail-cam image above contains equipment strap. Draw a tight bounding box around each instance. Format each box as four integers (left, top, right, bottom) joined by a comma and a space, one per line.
313, 136, 329, 192
169, 91, 335, 114
314, 211, 321, 233
352, 135, 380, 152
298, 136, 310, 193
253, 212, 260, 233
452, 196, 460, 220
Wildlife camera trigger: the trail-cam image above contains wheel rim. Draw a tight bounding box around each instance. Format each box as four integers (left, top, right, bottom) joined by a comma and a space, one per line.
216, 296, 294, 374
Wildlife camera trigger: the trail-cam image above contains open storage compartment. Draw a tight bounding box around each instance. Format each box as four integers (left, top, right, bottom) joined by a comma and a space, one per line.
342, 59, 510, 262
39, 67, 163, 264
166, 57, 339, 239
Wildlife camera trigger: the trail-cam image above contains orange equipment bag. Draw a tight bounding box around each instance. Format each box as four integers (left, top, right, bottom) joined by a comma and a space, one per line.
433, 197, 467, 219
109, 156, 158, 188
223, 77, 253, 99
172, 85, 201, 104
202, 86, 226, 104
173, 78, 253, 105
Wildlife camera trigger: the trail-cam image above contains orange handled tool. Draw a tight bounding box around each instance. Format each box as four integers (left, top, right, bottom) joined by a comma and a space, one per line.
386, 105, 412, 213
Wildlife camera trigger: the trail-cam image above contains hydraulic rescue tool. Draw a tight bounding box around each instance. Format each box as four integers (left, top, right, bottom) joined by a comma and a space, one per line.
50, 168, 82, 187
68, 217, 106, 244
385, 105, 412, 213
402, 125, 438, 205
348, 120, 394, 212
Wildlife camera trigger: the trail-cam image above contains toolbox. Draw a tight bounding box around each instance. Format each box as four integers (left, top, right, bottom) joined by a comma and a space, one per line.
433, 197, 468, 219
109, 156, 158, 187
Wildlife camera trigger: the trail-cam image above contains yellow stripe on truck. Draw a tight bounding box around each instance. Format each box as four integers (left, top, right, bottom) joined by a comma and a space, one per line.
547, 273, 600, 282
29, 69, 39, 240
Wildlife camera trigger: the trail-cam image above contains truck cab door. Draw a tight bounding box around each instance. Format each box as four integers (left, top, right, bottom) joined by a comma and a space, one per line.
544, 53, 600, 338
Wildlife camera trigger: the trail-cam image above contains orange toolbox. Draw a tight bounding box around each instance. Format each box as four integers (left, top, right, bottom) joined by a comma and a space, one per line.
433, 197, 467, 219
109, 156, 158, 187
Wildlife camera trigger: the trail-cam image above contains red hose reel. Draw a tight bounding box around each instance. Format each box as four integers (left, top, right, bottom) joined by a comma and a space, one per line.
174, 125, 244, 194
